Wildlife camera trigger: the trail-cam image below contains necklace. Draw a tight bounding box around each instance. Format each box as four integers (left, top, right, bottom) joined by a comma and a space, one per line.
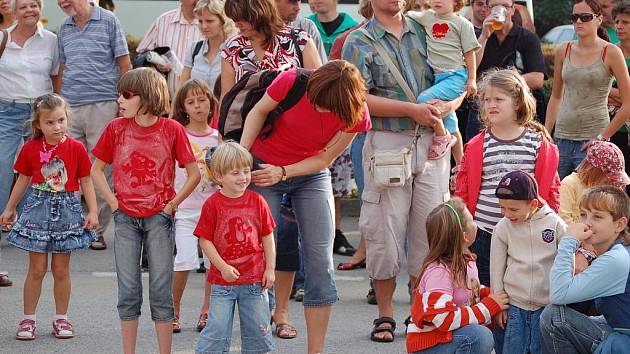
40, 135, 66, 164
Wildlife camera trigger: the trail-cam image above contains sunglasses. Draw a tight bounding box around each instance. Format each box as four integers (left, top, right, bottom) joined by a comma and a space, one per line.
118, 90, 136, 99
572, 13, 599, 23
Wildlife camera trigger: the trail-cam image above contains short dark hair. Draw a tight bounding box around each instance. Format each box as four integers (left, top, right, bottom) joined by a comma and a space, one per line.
613, 1, 630, 19
225, 0, 285, 46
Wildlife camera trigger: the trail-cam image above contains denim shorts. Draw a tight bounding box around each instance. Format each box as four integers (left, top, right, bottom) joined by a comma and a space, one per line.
196, 283, 274, 354
7, 188, 96, 253
113, 209, 175, 321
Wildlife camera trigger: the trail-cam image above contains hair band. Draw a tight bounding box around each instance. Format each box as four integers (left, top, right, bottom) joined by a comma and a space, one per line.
445, 203, 462, 228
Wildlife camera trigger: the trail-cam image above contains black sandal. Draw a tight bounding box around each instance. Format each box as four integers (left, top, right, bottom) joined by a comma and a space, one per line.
370, 317, 396, 343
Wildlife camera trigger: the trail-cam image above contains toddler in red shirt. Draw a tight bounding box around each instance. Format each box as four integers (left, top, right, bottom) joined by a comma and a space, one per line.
194, 141, 276, 354
90, 68, 200, 354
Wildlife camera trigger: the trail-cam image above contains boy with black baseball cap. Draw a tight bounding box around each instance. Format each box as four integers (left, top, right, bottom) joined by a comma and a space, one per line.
490, 170, 567, 354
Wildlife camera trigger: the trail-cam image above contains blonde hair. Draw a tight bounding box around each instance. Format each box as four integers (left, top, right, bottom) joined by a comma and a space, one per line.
117, 68, 170, 116
11, 0, 42, 13
580, 185, 630, 245
172, 79, 218, 126
477, 68, 550, 140
307, 60, 367, 129
418, 198, 473, 289
30, 94, 69, 140
209, 141, 253, 181
194, 0, 236, 40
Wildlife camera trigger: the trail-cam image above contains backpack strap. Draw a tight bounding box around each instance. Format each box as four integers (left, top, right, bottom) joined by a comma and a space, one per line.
260, 68, 310, 139
0, 29, 8, 60
289, 28, 304, 68
191, 40, 205, 66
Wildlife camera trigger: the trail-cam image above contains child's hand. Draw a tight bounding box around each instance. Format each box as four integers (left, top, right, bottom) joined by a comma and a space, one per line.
262, 268, 275, 289
0, 209, 16, 228
84, 212, 99, 230
567, 223, 593, 242
488, 290, 510, 310
465, 80, 477, 97
220, 265, 240, 282
493, 309, 508, 329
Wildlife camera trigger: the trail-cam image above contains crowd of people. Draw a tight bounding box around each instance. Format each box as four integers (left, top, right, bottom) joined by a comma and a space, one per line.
1, 0, 630, 353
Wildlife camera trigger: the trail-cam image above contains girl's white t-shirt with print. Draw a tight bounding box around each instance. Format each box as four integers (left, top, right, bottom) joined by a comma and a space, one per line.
174, 129, 220, 209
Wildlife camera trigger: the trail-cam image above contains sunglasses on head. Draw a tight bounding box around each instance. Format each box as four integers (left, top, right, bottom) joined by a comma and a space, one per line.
572, 13, 599, 23
119, 90, 136, 99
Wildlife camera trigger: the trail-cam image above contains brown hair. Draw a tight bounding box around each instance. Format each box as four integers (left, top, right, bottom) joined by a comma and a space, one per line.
576, 159, 612, 188
613, 1, 630, 19
573, 0, 603, 15
358, 0, 373, 19
417, 198, 473, 290
224, 0, 284, 46
306, 60, 367, 129
209, 141, 253, 180
580, 185, 630, 245
172, 79, 218, 126
477, 68, 551, 140
117, 68, 170, 117
30, 93, 69, 140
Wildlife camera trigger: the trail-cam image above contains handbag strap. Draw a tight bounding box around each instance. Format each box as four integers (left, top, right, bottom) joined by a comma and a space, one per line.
0, 29, 8, 60
359, 27, 420, 140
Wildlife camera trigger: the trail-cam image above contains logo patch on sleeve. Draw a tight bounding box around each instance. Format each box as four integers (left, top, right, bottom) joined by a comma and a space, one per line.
541, 229, 555, 243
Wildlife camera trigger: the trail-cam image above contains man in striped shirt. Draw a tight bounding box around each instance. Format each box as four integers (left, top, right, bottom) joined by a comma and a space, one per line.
136, 0, 203, 97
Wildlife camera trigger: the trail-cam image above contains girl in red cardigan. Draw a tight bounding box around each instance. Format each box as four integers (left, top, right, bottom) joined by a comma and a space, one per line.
407, 197, 509, 353
454, 69, 560, 286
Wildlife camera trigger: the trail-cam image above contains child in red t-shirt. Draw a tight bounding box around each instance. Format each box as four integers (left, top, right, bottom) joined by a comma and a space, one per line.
194, 141, 276, 354
90, 68, 200, 354
0, 94, 98, 341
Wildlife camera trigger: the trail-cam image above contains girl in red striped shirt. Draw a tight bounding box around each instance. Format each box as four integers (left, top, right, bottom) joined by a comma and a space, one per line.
407, 198, 509, 353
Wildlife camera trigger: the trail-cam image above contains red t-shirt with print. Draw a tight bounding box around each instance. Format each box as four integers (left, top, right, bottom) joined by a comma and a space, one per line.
14, 136, 92, 192
194, 189, 276, 286
92, 117, 196, 218
250, 68, 372, 166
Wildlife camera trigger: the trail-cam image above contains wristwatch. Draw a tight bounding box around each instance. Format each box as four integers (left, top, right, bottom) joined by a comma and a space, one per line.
280, 166, 288, 181
596, 134, 609, 142
577, 247, 597, 265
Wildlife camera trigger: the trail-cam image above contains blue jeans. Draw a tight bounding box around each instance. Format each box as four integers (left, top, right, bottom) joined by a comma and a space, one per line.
540, 304, 613, 354
0, 100, 32, 211
251, 170, 337, 307
410, 324, 495, 354
493, 305, 543, 354
350, 133, 366, 198
469, 227, 492, 286
417, 69, 467, 133
113, 209, 175, 321
196, 283, 274, 354
556, 138, 588, 180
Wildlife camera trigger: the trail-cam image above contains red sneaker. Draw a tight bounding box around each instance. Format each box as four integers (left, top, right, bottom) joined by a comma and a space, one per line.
16, 319, 36, 340
52, 319, 74, 339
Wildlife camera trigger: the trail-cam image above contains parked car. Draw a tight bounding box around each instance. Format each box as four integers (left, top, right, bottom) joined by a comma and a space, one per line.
542, 24, 575, 46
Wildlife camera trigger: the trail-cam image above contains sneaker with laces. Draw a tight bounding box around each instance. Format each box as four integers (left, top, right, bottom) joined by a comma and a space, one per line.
52, 319, 74, 339
16, 319, 36, 340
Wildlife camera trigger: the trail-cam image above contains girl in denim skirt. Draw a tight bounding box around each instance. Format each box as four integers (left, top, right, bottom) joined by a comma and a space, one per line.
0, 94, 99, 341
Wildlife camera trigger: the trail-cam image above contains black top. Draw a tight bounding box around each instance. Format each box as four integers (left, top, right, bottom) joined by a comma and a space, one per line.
321, 15, 344, 37
477, 24, 545, 76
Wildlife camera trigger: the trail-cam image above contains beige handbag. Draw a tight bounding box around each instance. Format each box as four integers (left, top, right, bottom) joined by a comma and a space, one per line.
361, 29, 419, 189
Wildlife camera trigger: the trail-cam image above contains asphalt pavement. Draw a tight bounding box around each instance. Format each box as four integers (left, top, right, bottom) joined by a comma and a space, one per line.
0, 214, 412, 354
